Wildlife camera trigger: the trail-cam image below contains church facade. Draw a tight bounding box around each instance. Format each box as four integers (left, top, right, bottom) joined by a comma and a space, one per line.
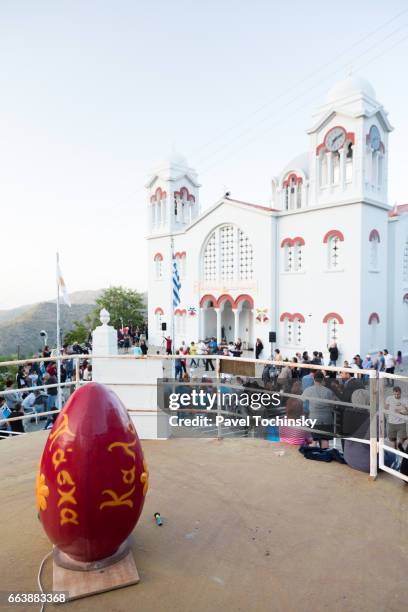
146, 76, 408, 361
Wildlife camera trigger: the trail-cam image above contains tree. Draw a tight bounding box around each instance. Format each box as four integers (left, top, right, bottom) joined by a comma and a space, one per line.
64, 321, 89, 345
93, 286, 145, 330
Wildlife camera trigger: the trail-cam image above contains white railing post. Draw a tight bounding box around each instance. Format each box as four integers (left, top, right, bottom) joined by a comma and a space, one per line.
369, 370, 378, 479
216, 356, 222, 439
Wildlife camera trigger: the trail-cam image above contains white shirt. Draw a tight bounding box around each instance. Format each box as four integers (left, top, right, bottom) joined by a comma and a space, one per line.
197, 342, 206, 355
22, 392, 36, 412
385, 396, 408, 424
384, 354, 395, 369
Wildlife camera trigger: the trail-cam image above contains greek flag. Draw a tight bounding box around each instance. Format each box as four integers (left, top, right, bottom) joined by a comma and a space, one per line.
172, 258, 181, 308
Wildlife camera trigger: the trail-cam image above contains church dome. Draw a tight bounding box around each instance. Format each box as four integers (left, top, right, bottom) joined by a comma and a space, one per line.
281, 152, 309, 179
153, 149, 189, 172
168, 149, 188, 167
327, 75, 376, 103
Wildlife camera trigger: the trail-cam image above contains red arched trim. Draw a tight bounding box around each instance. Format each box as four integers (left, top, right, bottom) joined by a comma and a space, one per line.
316, 143, 326, 156
292, 313, 305, 323
280, 312, 293, 322
368, 312, 380, 324
174, 308, 187, 316
174, 186, 195, 203
282, 173, 303, 188
216, 294, 235, 308
323, 312, 344, 324
154, 307, 164, 315
346, 132, 355, 145
323, 229, 344, 243
292, 237, 305, 246
234, 294, 254, 309
199, 294, 217, 308
150, 187, 167, 203
154, 252, 163, 261
369, 229, 380, 242
174, 251, 186, 258
280, 238, 294, 248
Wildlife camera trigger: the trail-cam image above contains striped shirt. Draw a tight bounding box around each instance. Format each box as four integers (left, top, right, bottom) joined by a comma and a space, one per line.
279, 425, 308, 446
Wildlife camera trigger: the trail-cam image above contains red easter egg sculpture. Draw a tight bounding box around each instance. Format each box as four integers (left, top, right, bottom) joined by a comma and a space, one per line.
35, 383, 148, 563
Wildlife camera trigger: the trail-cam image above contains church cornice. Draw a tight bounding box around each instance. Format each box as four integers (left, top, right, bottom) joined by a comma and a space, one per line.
307, 105, 393, 134
145, 172, 201, 189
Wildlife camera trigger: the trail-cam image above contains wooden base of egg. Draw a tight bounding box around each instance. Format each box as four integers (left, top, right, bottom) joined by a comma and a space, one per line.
36, 383, 149, 601
53, 544, 140, 601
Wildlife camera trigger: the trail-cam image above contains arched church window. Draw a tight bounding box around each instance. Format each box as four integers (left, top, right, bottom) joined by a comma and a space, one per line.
328, 235, 340, 269
345, 143, 353, 182
403, 238, 408, 284
154, 307, 164, 332
369, 230, 380, 271
296, 183, 302, 208
323, 312, 344, 346
327, 318, 339, 344
378, 154, 383, 186
368, 313, 380, 351
293, 315, 304, 346
324, 230, 344, 270
284, 244, 293, 272
332, 152, 340, 184
174, 309, 186, 335
175, 252, 186, 280
320, 152, 328, 187
284, 318, 293, 345
220, 225, 235, 280
239, 230, 254, 280
203, 232, 217, 282
154, 253, 163, 279
293, 239, 304, 272
202, 225, 253, 284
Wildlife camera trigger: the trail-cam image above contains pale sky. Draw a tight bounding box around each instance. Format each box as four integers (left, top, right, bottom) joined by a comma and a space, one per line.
1, 0, 408, 309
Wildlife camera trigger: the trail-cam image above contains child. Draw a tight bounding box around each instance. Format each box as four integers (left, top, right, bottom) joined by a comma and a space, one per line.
279, 381, 312, 446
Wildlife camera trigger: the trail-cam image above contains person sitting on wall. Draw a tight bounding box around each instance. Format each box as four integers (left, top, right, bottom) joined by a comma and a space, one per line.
385, 386, 408, 449
277, 359, 292, 393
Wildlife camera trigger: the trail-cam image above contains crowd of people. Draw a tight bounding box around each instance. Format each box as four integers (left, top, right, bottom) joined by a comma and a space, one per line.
165, 337, 407, 473
118, 324, 148, 353
0, 344, 92, 435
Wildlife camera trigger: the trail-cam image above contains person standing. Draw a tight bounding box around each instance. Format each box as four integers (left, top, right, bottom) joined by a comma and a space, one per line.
328, 342, 339, 367
376, 351, 385, 372
384, 349, 395, 387
396, 350, 403, 372
165, 336, 172, 356
43, 372, 59, 430
189, 341, 198, 367
301, 371, 335, 448
255, 338, 264, 359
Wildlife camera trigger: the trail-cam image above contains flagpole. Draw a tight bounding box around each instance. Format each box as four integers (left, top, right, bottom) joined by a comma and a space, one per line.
56, 252, 62, 411
170, 236, 175, 361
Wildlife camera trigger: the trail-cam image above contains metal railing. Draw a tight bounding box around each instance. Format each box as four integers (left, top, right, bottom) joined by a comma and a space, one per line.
0, 352, 381, 478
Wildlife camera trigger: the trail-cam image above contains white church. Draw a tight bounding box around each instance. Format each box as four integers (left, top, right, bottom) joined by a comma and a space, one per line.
146, 76, 408, 361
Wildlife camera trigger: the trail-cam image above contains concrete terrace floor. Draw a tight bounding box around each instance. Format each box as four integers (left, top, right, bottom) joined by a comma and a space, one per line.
1, 432, 408, 612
